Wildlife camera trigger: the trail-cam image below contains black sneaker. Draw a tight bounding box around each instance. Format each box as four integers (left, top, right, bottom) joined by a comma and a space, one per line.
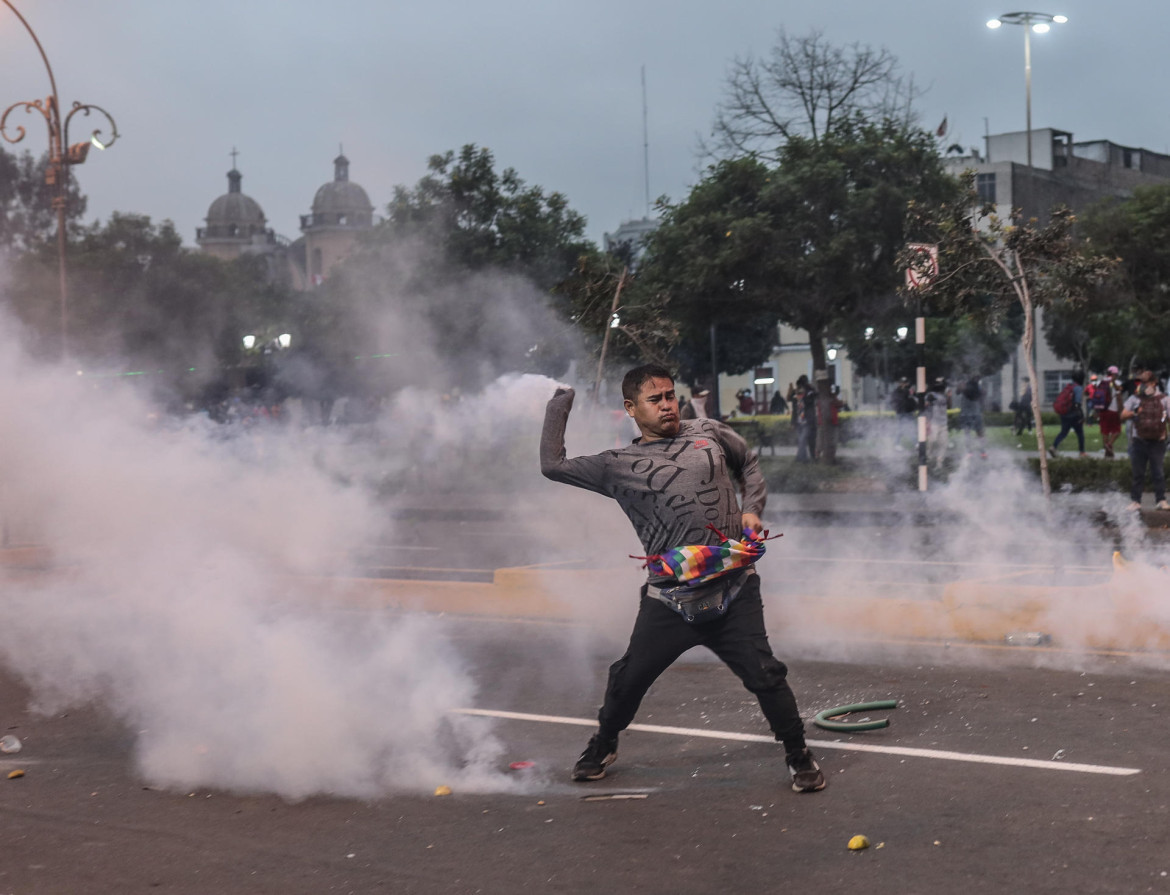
571, 734, 618, 782
787, 747, 826, 793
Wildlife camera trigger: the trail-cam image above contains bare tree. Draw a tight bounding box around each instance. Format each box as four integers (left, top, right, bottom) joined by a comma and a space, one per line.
704, 29, 921, 162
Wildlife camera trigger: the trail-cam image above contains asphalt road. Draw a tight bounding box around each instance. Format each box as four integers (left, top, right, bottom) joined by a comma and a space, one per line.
2, 609, 1169, 895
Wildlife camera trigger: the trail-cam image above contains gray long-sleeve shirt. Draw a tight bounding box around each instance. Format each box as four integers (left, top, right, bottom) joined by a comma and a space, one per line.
540, 390, 766, 561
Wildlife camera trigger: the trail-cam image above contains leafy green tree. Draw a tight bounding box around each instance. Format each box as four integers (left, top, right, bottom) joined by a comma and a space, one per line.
644, 117, 961, 459
901, 177, 1117, 496
552, 249, 677, 398
314, 145, 600, 393
1063, 185, 1170, 372
4, 212, 291, 396
1041, 292, 1132, 379
0, 146, 87, 253
379, 144, 593, 291
842, 312, 1023, 384
639, 156, 780, 387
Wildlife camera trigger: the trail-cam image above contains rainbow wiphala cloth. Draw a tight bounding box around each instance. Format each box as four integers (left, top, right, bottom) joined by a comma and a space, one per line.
632, 525, 781, 586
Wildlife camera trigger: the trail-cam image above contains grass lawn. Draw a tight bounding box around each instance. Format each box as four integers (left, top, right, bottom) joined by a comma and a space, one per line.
985, 423, 1128, 456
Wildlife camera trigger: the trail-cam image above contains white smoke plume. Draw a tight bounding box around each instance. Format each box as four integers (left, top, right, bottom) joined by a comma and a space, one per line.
0, 326, 518, 799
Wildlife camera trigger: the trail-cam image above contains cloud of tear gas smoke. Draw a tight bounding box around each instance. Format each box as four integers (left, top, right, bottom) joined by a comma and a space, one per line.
0, 323, 518, 799
320, 264, 1170, 676
0, 234, 661, 798
760, 423, 1170, 668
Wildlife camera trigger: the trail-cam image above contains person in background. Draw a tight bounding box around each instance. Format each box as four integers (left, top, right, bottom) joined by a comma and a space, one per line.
831, 384, 851, 413
792, 375, 817, 463
736, 389, 755, 416
1121, 367, 1170, 511
924, 377, 950, 470
1049, 370, 1087, 459
769, 389, 788, 415
890, 377, 916, 447
1011, 378, 1034, 436
1095, 365, 1123, 459
957, 376, 987, 459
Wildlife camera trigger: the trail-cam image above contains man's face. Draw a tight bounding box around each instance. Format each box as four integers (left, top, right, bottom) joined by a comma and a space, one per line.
625, 376, 680, 441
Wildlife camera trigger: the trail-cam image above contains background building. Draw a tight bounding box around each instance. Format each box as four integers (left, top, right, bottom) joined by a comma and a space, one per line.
195, 166, 284, 262
944, 128, 1170, 408
196, 152, 376, 291
721, 128, 1170, 417
602, 216, 658, 266
299, 153, 375, 287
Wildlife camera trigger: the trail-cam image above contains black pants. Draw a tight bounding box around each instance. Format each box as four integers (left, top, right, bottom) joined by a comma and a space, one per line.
1130, 436, 1168, 502
1052, 412, 1085, 452
596, 575, 807, 752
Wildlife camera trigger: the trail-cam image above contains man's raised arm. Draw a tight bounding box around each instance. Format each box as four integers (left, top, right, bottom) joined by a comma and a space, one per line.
540, 387, 609, 495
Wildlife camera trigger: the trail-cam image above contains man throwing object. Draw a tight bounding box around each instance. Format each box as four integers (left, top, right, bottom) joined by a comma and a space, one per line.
540, 364, 825, 793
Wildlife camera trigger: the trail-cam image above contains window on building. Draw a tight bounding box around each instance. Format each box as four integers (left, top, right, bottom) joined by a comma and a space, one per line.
311, 248, 323, 277
1044, 370, 1076, 405
976, 173, 997, 204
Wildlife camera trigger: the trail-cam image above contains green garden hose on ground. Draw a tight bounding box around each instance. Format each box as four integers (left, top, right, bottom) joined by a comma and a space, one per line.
813, 699, 899, 732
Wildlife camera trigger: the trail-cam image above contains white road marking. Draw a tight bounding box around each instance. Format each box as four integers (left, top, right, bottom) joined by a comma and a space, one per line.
453, 708, 1141, 777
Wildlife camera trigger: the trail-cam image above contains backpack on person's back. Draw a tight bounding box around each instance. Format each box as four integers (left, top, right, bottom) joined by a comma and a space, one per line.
1053, 383, 1077, 416
1091, 381, 1112, 410
1134, 392, 1168, 441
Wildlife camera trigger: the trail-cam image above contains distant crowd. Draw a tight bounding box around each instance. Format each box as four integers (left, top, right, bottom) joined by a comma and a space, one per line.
886, 363, 1169, 510
676, 376, 849, 464
192, 367, 1169, 509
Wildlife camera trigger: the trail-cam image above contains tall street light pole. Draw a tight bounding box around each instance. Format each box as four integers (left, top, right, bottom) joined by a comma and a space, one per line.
987, 12, 1066, 381
986, 12, 1067, 170
1, 0, 118, 361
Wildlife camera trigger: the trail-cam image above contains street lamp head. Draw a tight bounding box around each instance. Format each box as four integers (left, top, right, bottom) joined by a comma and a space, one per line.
242, 334, 256, 349
992, 11, 1068, 28
992, 11, 1067, 28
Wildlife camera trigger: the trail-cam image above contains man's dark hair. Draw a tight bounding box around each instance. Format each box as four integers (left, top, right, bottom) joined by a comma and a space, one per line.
1072, 370, 1085, 386
622, 364, 675, 402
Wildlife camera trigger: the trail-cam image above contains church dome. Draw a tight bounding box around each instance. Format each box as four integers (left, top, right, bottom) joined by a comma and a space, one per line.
302, 154, 374, 229
202, 168, 267, 239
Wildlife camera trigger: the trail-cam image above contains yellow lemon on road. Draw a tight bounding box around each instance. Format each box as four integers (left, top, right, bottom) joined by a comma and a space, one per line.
848, 835, 870, 851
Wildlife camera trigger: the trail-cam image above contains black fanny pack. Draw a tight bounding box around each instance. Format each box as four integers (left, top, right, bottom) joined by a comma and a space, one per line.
647, 569, 751, 623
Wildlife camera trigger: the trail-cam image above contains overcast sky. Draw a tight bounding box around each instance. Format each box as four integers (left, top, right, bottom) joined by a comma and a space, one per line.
2, 1, 1167, 248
